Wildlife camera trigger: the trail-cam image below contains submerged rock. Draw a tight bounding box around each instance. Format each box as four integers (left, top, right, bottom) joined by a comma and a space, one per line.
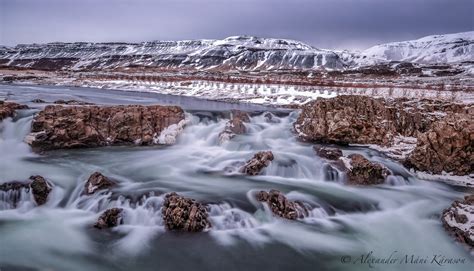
27, 104, 185, 150
53, 99, 93, 105
240, 151, 274, 175
0, 181, 29, 191
161, 192, 210, 232
218, 110, 250, 144
441, 195, 474, 248
405, 113, 473, 176
341, 154, 390, 185
314, 146, 343, 160
256, 189, 309, 220
0, 101, 28, 121
83, 172, 116, 195
31, 99, 46, 103
29, 175, 52, 205
94, 208, 124, 229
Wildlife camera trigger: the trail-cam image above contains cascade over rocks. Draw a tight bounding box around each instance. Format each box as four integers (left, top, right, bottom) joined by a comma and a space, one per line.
342, 154, 390, 185
0, 176, 52, 206
256, 189, 309, 220
441, 195, 474, 247
218, 110, 250, 144
26, 104, 185, 150
0, 101, 28, 121
161, 192, 210, 232
83, 172, 116, 195
94, 208, 124, 229
240, 151, 274, 175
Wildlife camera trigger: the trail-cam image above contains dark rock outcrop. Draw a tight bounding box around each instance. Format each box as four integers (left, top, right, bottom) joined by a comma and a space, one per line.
53, 99, 93, 105
405, 113, 473, 175
29, 175, 52, 205
83, 172, 116, 195
240, 151, 274, 175
94, 208, 124, 229
26, 104, 185, 150
218, 110, 250, 144
0, 101, 28, 121
441, 195, 474, 248
161, 192, 210, 232
256, 189, 309, 220
342, 154, 390, 185
314, 146, 343, 160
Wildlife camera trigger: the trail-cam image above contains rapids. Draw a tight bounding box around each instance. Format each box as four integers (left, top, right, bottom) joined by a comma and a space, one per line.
0, 84, 472, 271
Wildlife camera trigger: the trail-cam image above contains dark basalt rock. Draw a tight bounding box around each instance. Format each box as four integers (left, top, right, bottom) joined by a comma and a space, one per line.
0, 181, 29, 191
161, 192, 210, 232
53, 99, 93, 105
31, 99, 46, 103
256, 189, 309, 220
94, 208, 124, 229
240, 151, 274, 175
29, 175, 52, 205
314, 146, 343, 160
344, 154, 390, 185
441, 195, 474, 248
83, 172, 116, 195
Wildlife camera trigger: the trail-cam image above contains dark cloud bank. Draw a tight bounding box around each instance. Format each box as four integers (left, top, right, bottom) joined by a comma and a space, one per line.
1, 0, 473, 50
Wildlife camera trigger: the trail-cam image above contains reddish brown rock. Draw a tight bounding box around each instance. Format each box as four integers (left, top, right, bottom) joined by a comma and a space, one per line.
256, 189, 309, 220
26, 104, 185, 150
218, 110, 250, 143
441, 195, 474, 248
314, 146, 343, 160
83, 172, 116, 195
0, 176, 52, 206
405, 113, 473, 175
94, 208, 123, 229
161, 192, 210, 232
240, 151, 274, 175
343, 154, 390, 185
0, 101, 28, 121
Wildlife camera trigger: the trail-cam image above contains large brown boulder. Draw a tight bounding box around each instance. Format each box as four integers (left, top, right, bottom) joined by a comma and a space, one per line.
342, 154, 390, 185
94, 208, 123, 229
405, 113, 473, 175
218, 110, 250, 144
256, 189, 309, 220
161, 192, 210, 232
240, 151, 274, 175
83, 172, 116, 195
0, 101, 28, 121
441, 195, 474, 248
26, 104, 185, 150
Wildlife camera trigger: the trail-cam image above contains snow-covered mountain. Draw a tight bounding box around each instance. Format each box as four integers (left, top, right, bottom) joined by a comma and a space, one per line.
0, 32, 472, 73
362, 31, 474, 64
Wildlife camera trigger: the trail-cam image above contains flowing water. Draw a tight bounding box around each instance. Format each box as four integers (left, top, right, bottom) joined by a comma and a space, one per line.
0, 84, 472, 271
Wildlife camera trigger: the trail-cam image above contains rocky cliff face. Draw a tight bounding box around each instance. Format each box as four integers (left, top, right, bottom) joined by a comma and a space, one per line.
26, 104, 186, 150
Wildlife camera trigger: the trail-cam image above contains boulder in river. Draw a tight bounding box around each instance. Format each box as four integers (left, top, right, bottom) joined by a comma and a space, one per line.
256, 189, 309, 220
26, 104, 186, 150
240, 151, 274, 175
94, 208, 124, 229
161, 192, 210, 232
441, 194, 474, 248
218, 110, 250, 144
83, 172, 116, 195
314, 146, 343, 160
341, 154, 390, 185
29, 175, 52, 205
405, 113, 473, 176
0, 101, 28, 121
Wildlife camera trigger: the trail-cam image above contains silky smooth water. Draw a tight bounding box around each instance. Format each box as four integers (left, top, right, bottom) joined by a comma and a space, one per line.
0, 85, 472, 271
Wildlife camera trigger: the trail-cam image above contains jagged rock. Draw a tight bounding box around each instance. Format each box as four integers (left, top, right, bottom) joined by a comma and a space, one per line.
26, 104, 185, 150
161, 192, 210, 232
341, 154, 390, 185
31, 99, 46, 103
53, 99, 93, 105
441, 195, 474, 248
29, 175, 52, 205
0, 101, 28, 121
294, 95, 468, 146
83, 172, 116, 195
314, 146, 343, 160
94, 208, 123, 229
218, 110, 250, 144
405, 113, 473, 175
0, 181, 29, 191
240, 151, 274, 175
256, 189, 309, 220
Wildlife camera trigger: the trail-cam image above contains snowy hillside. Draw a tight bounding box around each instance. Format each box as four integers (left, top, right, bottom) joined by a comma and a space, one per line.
362, 31, 474, 64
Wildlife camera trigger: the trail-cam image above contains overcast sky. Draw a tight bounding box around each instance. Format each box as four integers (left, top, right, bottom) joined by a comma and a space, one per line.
1, 0, 473, 50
